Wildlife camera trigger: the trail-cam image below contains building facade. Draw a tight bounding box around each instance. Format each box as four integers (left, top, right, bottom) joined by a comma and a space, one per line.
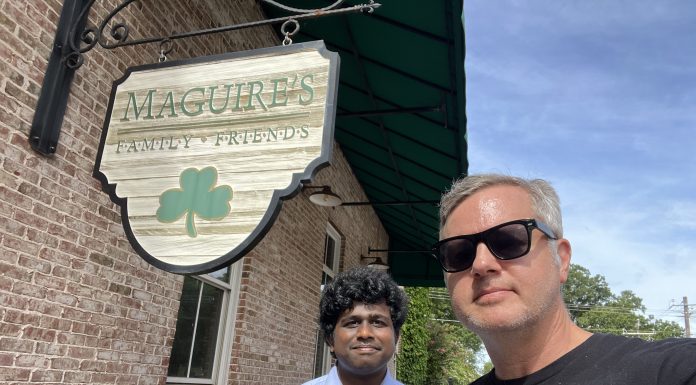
0, 1, 388, 384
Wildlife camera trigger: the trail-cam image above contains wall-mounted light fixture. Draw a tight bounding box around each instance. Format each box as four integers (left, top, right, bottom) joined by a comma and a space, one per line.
303, 184, 438, 208
303, 185, 343, 207
360, 255, 390, 271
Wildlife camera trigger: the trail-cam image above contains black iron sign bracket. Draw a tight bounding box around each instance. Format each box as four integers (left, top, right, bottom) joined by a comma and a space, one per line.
28, 0, 380, 156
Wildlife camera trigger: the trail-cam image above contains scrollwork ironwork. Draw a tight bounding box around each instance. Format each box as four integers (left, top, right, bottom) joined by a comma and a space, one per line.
63, 0, 380, 68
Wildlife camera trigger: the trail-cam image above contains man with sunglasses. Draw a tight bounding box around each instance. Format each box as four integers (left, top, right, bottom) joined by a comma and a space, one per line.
433, 174, 696, 385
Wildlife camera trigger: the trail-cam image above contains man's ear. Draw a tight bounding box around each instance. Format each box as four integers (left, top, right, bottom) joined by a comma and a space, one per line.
557, 238, 572, 284
325, 333, 334, 351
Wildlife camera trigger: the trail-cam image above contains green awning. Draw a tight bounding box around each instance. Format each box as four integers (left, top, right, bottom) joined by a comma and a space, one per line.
263, 1, 467, 286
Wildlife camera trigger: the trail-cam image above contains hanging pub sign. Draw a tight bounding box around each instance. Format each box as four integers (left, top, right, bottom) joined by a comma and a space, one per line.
94, 41, 339, 274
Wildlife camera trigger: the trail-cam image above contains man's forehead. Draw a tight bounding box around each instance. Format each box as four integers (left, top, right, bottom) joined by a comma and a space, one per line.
444, 185, 533, 235
339, 301, 390, 317
475, 184, 529, 210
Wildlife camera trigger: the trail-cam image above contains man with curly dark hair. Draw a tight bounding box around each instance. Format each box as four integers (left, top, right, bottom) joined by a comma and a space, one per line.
302, 266, 409, 385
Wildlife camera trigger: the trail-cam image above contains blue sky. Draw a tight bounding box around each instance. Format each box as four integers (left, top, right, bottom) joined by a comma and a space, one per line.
464, 2, 696, 327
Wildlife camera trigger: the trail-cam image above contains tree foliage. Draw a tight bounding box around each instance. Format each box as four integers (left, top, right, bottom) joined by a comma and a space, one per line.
398, 287, 484, 385
397, 287, 430, 385
563, 264, 612, 321
426, 319, 480, 384
565, 264, 683, 339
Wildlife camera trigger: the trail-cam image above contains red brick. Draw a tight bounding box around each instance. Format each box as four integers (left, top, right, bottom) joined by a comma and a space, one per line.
61, 307, 90, 323
39, 247, 72, 267
90, 314, 116, 327
82, 209, 111, 231
15, 353, 50, 368
34, 272, 66, 291
17, 255, 50, 274
39, 316, 72, 332
26, 227, 60, 248
46, 222, 79, 242
1, 217, 27, 237
76, 297, 103, 313
0, 337, 33, 353
46, 290, 77, 306
2, 233, 40, 255
3, 157, 40, 184
26, 298, 63, 316
78, 358, 106, 372
0, 367, 31, 381
0, 322, 22, 337
0, 141, 26, 167
56, 331, 84, 346
4, 308, 40, 326
0, 8, 17, 33
30, 370, 64, 382
31, 201, 65, 224
81, 274, 108, 290
0, 185, 32, 210
57, 239, 89, 259
65, 282, 93, 298
35, 340, 67, 355
71, 321, 100, 336
12, 281, 46, 299
22, 326, 55, 342
63, 370, 92, 383
91, 373, 118, 383
62, 215, 93, 236
39, 176, 71, 200
0, 261, 32, 281
51, 196, 84, 220
77, 234, 106, 252
0, 352, 13, 365
51, 265, 81, 283
88, 251, 114, 268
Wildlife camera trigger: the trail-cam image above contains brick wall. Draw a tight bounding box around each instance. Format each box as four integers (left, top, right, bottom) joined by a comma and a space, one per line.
1, 1, 388, 384
231, 143, 389, 384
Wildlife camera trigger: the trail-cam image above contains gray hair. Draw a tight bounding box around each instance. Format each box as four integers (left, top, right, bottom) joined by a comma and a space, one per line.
439, 174, 563, 239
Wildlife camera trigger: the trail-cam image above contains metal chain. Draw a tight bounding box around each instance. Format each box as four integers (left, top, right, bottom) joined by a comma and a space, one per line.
280, 19, 299, 46
158, 39, 173, 62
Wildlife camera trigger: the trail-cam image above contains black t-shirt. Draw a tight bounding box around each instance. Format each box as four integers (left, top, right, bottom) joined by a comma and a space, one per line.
472, 333, 696, 385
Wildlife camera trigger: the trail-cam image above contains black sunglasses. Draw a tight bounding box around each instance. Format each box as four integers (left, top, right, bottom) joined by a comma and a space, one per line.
431, 219, 557, 273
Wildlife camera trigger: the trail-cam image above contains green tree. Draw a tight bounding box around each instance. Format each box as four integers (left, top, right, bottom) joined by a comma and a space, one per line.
399, 287, 484, 385
565, 265, 683, 339
428, 288, 482, 356
428, 288, 482, 384
426, 321, 480, 384
397, 287, 430, 385
563, 264, 612, 321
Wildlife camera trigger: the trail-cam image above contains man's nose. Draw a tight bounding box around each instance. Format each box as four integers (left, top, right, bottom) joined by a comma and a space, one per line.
470, 241, 502, 276
356, 322, 373, 339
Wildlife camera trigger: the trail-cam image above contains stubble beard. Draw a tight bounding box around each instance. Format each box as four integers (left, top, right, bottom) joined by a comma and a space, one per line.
454, 285, 559, 334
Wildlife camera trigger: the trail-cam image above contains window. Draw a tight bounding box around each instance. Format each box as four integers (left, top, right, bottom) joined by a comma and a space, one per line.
167, 263, 242, 384
313, 224, 341, 377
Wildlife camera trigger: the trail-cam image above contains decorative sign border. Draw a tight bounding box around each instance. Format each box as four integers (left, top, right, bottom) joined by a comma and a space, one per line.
93, 41, 339, 274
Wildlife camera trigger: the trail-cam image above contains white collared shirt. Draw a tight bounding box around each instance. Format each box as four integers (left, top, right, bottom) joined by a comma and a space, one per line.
301, 366, 404, 385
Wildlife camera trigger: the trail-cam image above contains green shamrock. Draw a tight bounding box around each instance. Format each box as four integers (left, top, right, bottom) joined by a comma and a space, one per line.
156, 167, 233, 238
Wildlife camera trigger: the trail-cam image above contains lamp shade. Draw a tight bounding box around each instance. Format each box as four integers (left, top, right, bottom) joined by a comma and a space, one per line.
367, 257, 390, 271
309, 187, 342, 207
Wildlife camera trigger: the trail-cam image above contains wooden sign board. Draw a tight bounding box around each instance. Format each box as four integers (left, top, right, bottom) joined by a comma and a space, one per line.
94, 41, 339, 274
